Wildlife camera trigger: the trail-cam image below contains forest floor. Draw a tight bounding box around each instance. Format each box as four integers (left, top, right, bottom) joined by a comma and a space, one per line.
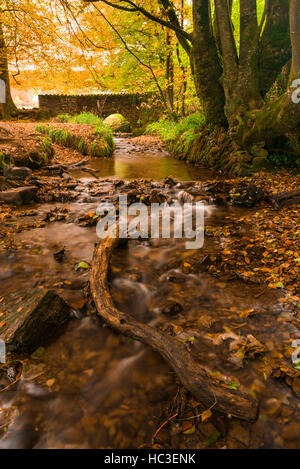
0, 126, 299, 449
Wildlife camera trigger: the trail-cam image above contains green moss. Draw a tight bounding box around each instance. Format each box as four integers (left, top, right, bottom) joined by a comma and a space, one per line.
35, 123, 114, 158
39, 137, 54, 163
0, 151, 9, 173
103, 114, 131, 133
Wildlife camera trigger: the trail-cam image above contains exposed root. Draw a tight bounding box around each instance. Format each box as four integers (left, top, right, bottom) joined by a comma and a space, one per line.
90, 235, 259, 422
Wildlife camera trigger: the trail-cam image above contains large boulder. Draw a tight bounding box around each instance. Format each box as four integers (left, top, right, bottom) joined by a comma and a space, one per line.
3, 166, 32, 181
104, 114, 131, 133
0, 289, 71, 354
0, 186, 38, 205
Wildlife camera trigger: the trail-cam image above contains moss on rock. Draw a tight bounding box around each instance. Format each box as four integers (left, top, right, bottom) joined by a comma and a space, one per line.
104, 114, 131, 133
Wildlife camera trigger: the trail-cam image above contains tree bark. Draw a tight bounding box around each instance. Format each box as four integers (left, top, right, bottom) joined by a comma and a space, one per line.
259, 0, 291, 98
214, 0, 238, 122
238, 0, 262, 111
165, 30, 175, 114
0, 21, 16, 119
191, 0, 227, 127
235, 0, 300, 145
90, 235, 259, 422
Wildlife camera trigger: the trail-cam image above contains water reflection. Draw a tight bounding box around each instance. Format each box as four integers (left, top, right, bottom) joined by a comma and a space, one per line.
71, 138, 214, 181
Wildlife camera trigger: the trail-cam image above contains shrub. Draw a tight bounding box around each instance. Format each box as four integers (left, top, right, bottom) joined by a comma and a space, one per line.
146, 112, 205, 142
69, 112, 104, 126
0, 151, 9, 173
56, 114, 72, 123
268, 152, 300, 169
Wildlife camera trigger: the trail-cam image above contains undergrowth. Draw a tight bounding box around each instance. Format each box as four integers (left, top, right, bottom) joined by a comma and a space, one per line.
35, 120, 114, 158
146, 112, 206, 142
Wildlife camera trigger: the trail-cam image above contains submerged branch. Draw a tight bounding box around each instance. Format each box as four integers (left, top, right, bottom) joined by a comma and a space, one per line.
90, 234, 259, 422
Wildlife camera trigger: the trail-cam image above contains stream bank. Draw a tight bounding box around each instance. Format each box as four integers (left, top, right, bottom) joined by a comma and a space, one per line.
0, 133, 299, 449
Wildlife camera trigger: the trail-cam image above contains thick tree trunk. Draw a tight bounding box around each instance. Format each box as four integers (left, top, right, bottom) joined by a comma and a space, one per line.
259, 0, 291, 98
235, 0, 300, 145
0, 22, 16, 119
191, 0, 227, 127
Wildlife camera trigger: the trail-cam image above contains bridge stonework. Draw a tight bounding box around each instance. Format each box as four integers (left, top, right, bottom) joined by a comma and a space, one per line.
38, 92, 163, 126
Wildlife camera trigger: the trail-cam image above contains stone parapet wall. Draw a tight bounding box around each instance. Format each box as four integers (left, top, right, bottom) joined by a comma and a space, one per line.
38, 92, 163, 125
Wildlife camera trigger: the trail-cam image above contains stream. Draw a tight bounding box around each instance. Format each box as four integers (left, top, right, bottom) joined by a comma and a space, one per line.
0, 137, 299, 449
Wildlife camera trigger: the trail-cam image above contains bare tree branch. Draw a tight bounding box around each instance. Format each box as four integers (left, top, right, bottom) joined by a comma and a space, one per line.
84, 0, 193, 49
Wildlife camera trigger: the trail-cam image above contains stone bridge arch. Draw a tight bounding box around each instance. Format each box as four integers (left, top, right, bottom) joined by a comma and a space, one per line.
38, 92, 163, 126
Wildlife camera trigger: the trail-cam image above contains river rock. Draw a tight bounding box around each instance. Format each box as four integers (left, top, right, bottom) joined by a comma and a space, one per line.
3, 166, 32, 180
104, 114, 131, 133
0, 289, 71, 354
161, 301, 183, 316
0, 186, 38, 205
230, 184, 264, 208
282, 422, 300, 441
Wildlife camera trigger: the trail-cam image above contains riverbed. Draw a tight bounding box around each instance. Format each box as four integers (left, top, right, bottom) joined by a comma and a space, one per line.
0, 136, 299, 449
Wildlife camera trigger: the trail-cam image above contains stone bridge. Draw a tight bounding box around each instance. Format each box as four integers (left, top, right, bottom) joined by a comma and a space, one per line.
38, 92, 163, 126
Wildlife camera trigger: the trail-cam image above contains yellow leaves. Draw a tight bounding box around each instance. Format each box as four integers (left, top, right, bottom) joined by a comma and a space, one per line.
182, 421, 195, 434
239, 308, 255, 319
46, 378, 56, 388
170, 323, 183, 335
201, 409, 212, 422
0, 321, 6, 328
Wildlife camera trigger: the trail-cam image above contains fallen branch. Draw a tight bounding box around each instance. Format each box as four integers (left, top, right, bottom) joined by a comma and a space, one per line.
90, 235, 259, 422
267, 189, 300, 208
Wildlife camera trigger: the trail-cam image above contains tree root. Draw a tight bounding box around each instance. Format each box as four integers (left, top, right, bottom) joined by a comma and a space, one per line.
90, 236, 259, 422
267, 189, 300, 208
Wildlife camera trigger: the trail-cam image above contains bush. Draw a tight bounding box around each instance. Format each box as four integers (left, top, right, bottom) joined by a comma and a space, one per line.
268, 152, 300, 169
69, 112, 104, 126
56, 114, 72, 123
146, 112, 205, 142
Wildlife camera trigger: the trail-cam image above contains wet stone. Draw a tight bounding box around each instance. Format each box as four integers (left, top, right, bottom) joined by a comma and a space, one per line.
0, 186, 37, 205
0, 289, 71, 354
282, 422, 300, 441
3, 166, 32, 181
161, 301, 184, 316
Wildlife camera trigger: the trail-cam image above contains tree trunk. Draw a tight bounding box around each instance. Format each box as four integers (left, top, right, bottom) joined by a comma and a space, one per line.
259, 0, 291, 98
191, 0, 227, 127
235, 0, 300, 146
0, 21, 16, 119
165, 30, 175, 114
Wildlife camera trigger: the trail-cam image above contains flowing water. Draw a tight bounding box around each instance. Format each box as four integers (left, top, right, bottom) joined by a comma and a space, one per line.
0, 138, 299, 449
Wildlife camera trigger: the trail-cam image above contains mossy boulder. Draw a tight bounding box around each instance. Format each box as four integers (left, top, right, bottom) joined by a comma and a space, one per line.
252, 156, 269, 169
1, 136, 54, 170
104, 114, 131, 133
0, 289, 71, 354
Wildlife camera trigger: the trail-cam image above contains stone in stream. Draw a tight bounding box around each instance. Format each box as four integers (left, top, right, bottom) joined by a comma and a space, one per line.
3, 166, 32, 180
161, 301, 183, 316
0, 289, 71, 354
0, 186, 38, 205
